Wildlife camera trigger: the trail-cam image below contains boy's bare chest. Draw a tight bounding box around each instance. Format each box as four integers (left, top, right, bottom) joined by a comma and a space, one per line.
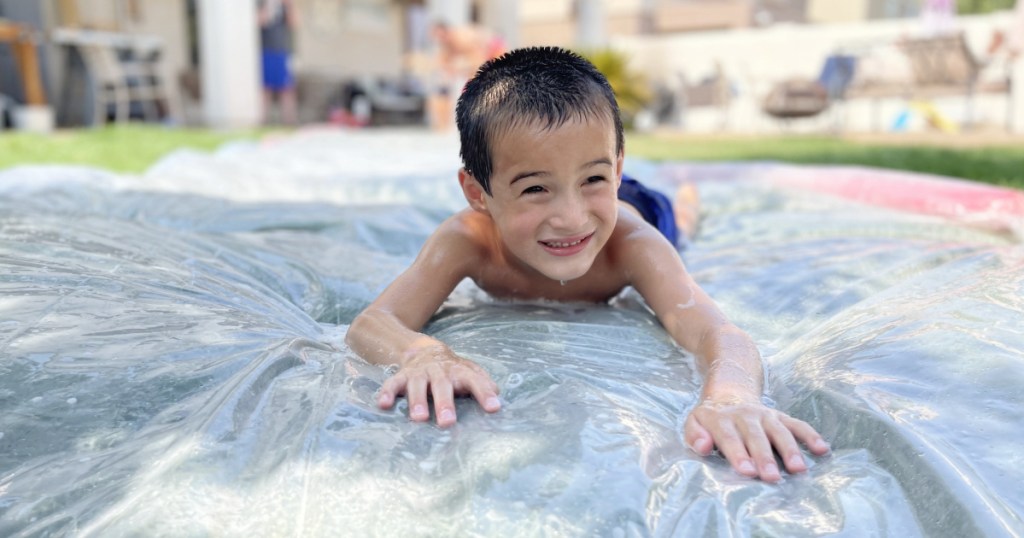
470, 257, 629, 303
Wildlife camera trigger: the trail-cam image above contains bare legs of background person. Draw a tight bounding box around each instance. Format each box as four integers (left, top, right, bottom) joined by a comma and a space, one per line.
618, 182, 701, 244
674, 183, 700, 241
427, 92, 453, 131
263, 88, 298, 126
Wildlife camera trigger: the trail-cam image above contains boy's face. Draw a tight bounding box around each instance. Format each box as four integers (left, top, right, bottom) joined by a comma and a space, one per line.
462, 115, 623, 282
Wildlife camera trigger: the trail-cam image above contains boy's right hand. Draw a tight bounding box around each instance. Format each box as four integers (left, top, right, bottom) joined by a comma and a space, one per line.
377, 345, 501, 427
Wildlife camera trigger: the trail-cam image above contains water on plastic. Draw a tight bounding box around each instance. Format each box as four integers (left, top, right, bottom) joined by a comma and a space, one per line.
1, 130, 1022, 536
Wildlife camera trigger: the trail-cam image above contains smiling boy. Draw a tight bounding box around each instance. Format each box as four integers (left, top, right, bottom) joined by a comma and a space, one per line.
346, 47, 829, 482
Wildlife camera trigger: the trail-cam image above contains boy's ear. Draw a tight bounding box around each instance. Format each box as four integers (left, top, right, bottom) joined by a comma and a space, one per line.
459, 168, 490, 213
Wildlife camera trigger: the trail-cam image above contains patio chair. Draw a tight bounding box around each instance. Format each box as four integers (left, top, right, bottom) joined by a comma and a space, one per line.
762, 54, 857, 129
897, 31, 1011, 130
79, 44, 131, 125
844, 32, 1012, 131
662, 63, 734, 131
77, 39, 169, 125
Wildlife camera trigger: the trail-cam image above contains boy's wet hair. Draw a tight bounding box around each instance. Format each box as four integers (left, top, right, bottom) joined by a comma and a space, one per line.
455, 46, 624, 195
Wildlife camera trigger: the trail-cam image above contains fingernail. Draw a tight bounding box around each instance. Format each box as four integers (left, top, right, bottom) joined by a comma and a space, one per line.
738, 461, 756, 475
439, 409, 455, 422
818, 440, 831, 452
486, 397, 500, 409
412, 404, 427, 417
764, 463, 779, 477
788, 454, 805, 468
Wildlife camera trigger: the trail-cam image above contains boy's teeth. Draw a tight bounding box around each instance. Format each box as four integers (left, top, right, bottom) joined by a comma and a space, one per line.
548, 238, 582, 248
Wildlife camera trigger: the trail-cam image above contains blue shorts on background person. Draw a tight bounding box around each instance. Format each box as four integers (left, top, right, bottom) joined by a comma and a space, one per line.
261, 50, 293, 91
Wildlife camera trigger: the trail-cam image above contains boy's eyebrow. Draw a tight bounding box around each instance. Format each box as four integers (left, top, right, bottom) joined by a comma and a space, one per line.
509, 159, 613, 185
581, 158, 614, 169
510, 170, 546, 184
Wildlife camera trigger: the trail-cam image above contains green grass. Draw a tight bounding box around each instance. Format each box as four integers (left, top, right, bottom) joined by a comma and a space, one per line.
627, 133, 1024, 189
0, 125, 270, 174
2, 126, 1022, 190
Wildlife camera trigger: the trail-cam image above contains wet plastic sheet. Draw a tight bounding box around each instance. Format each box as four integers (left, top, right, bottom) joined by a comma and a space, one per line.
1, 129, 1022, 536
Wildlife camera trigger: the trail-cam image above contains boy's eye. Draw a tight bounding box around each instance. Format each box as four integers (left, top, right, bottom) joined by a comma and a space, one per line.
586, 175, 606, 183
522, 185, 545, 195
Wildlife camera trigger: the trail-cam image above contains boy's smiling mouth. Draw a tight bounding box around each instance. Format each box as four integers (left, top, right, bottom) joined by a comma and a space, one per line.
539, 232, 593, 256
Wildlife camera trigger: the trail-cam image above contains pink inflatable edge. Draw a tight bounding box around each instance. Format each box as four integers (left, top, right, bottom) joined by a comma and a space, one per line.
658, 162, 1024, 237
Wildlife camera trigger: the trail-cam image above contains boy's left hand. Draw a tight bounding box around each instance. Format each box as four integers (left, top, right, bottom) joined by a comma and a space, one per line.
684, 398, 830, 482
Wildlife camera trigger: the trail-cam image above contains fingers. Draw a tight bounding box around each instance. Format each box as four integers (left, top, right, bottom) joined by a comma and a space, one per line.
711, 422, 759, 479
781, 414, 831, 455
378, 359, 500, 426
764, 417, 807, 475
429, 369, 457, 427
459, 365, 501, 413
683, 414, 714, 456
690, 403, 831, 482
378, 371, 406, 409
406, 374, 430, 422
736, 418, 781, 482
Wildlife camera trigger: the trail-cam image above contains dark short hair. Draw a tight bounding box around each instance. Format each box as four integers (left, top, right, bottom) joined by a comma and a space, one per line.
455, 46, 624, 195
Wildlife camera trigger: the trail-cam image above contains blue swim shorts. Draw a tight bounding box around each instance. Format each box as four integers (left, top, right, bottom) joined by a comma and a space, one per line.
261, 50, 294, 91
618, 175, 679, 246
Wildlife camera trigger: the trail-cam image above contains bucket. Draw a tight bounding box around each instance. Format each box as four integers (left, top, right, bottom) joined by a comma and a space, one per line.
13, 105, 55, 134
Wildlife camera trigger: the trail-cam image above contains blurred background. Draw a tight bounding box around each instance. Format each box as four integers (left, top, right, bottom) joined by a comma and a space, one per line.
1, 0, 1022, 183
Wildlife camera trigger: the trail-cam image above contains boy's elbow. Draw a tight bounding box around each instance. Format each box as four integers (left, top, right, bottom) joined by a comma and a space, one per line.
344, 310, 372, 350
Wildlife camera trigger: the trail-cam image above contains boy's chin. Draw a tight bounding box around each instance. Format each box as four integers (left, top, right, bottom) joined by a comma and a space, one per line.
536, 261, 593, 283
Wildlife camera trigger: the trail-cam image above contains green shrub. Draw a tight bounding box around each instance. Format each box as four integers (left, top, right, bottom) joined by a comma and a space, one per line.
579, 48, 652, 128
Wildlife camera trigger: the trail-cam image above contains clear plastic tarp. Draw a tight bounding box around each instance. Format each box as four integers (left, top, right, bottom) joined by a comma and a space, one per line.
1, 129, 1022, 536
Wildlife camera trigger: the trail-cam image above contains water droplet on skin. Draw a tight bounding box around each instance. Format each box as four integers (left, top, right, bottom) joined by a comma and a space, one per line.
559, 280, 566, 286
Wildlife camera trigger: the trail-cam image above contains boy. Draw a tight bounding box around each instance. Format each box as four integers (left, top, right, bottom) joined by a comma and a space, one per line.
346, 47, 829, 482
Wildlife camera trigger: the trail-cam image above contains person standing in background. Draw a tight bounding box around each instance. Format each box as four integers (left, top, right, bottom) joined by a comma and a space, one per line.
427, 21, 505, 131
1011, 0, 1024, 59
987, 0, 1024, 61
259, 0, 299, 125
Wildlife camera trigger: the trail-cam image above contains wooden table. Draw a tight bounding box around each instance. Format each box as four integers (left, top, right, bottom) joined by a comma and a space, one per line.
0, 19, 47, 106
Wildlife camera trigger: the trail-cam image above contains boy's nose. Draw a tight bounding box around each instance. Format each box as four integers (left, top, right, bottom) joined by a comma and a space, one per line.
550, 193, 589, 231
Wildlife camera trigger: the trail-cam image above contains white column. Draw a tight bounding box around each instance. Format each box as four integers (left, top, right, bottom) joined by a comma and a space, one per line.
197, 0, 261, 129
492, 0, 519, 48
576, 0, 606, 49
429, 0, 471, 26
1013, 57, 1024, 134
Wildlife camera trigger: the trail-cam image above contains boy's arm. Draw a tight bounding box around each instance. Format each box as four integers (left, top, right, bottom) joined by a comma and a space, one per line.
345, 218, 500, 427
622, 227, 829, 482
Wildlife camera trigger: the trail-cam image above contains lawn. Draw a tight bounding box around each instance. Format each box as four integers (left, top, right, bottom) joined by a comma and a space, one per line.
0, 126, 267, 174
627, 132, 1024, 189
1, 126, 1022, 190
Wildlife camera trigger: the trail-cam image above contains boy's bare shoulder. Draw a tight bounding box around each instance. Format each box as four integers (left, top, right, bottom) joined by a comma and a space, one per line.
607, 207, 669, 257
600, 207, 686, 286
419, 209, 495, 267
436, 209, 494, 243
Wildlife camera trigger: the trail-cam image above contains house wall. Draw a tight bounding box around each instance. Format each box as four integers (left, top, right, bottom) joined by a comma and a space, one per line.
295, 0, 404, 78
807, 0, 869, 24
613, 11, 1017, 133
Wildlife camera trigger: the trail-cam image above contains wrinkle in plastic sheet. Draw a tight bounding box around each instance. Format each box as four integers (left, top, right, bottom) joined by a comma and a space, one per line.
0, 131, 1022, 536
